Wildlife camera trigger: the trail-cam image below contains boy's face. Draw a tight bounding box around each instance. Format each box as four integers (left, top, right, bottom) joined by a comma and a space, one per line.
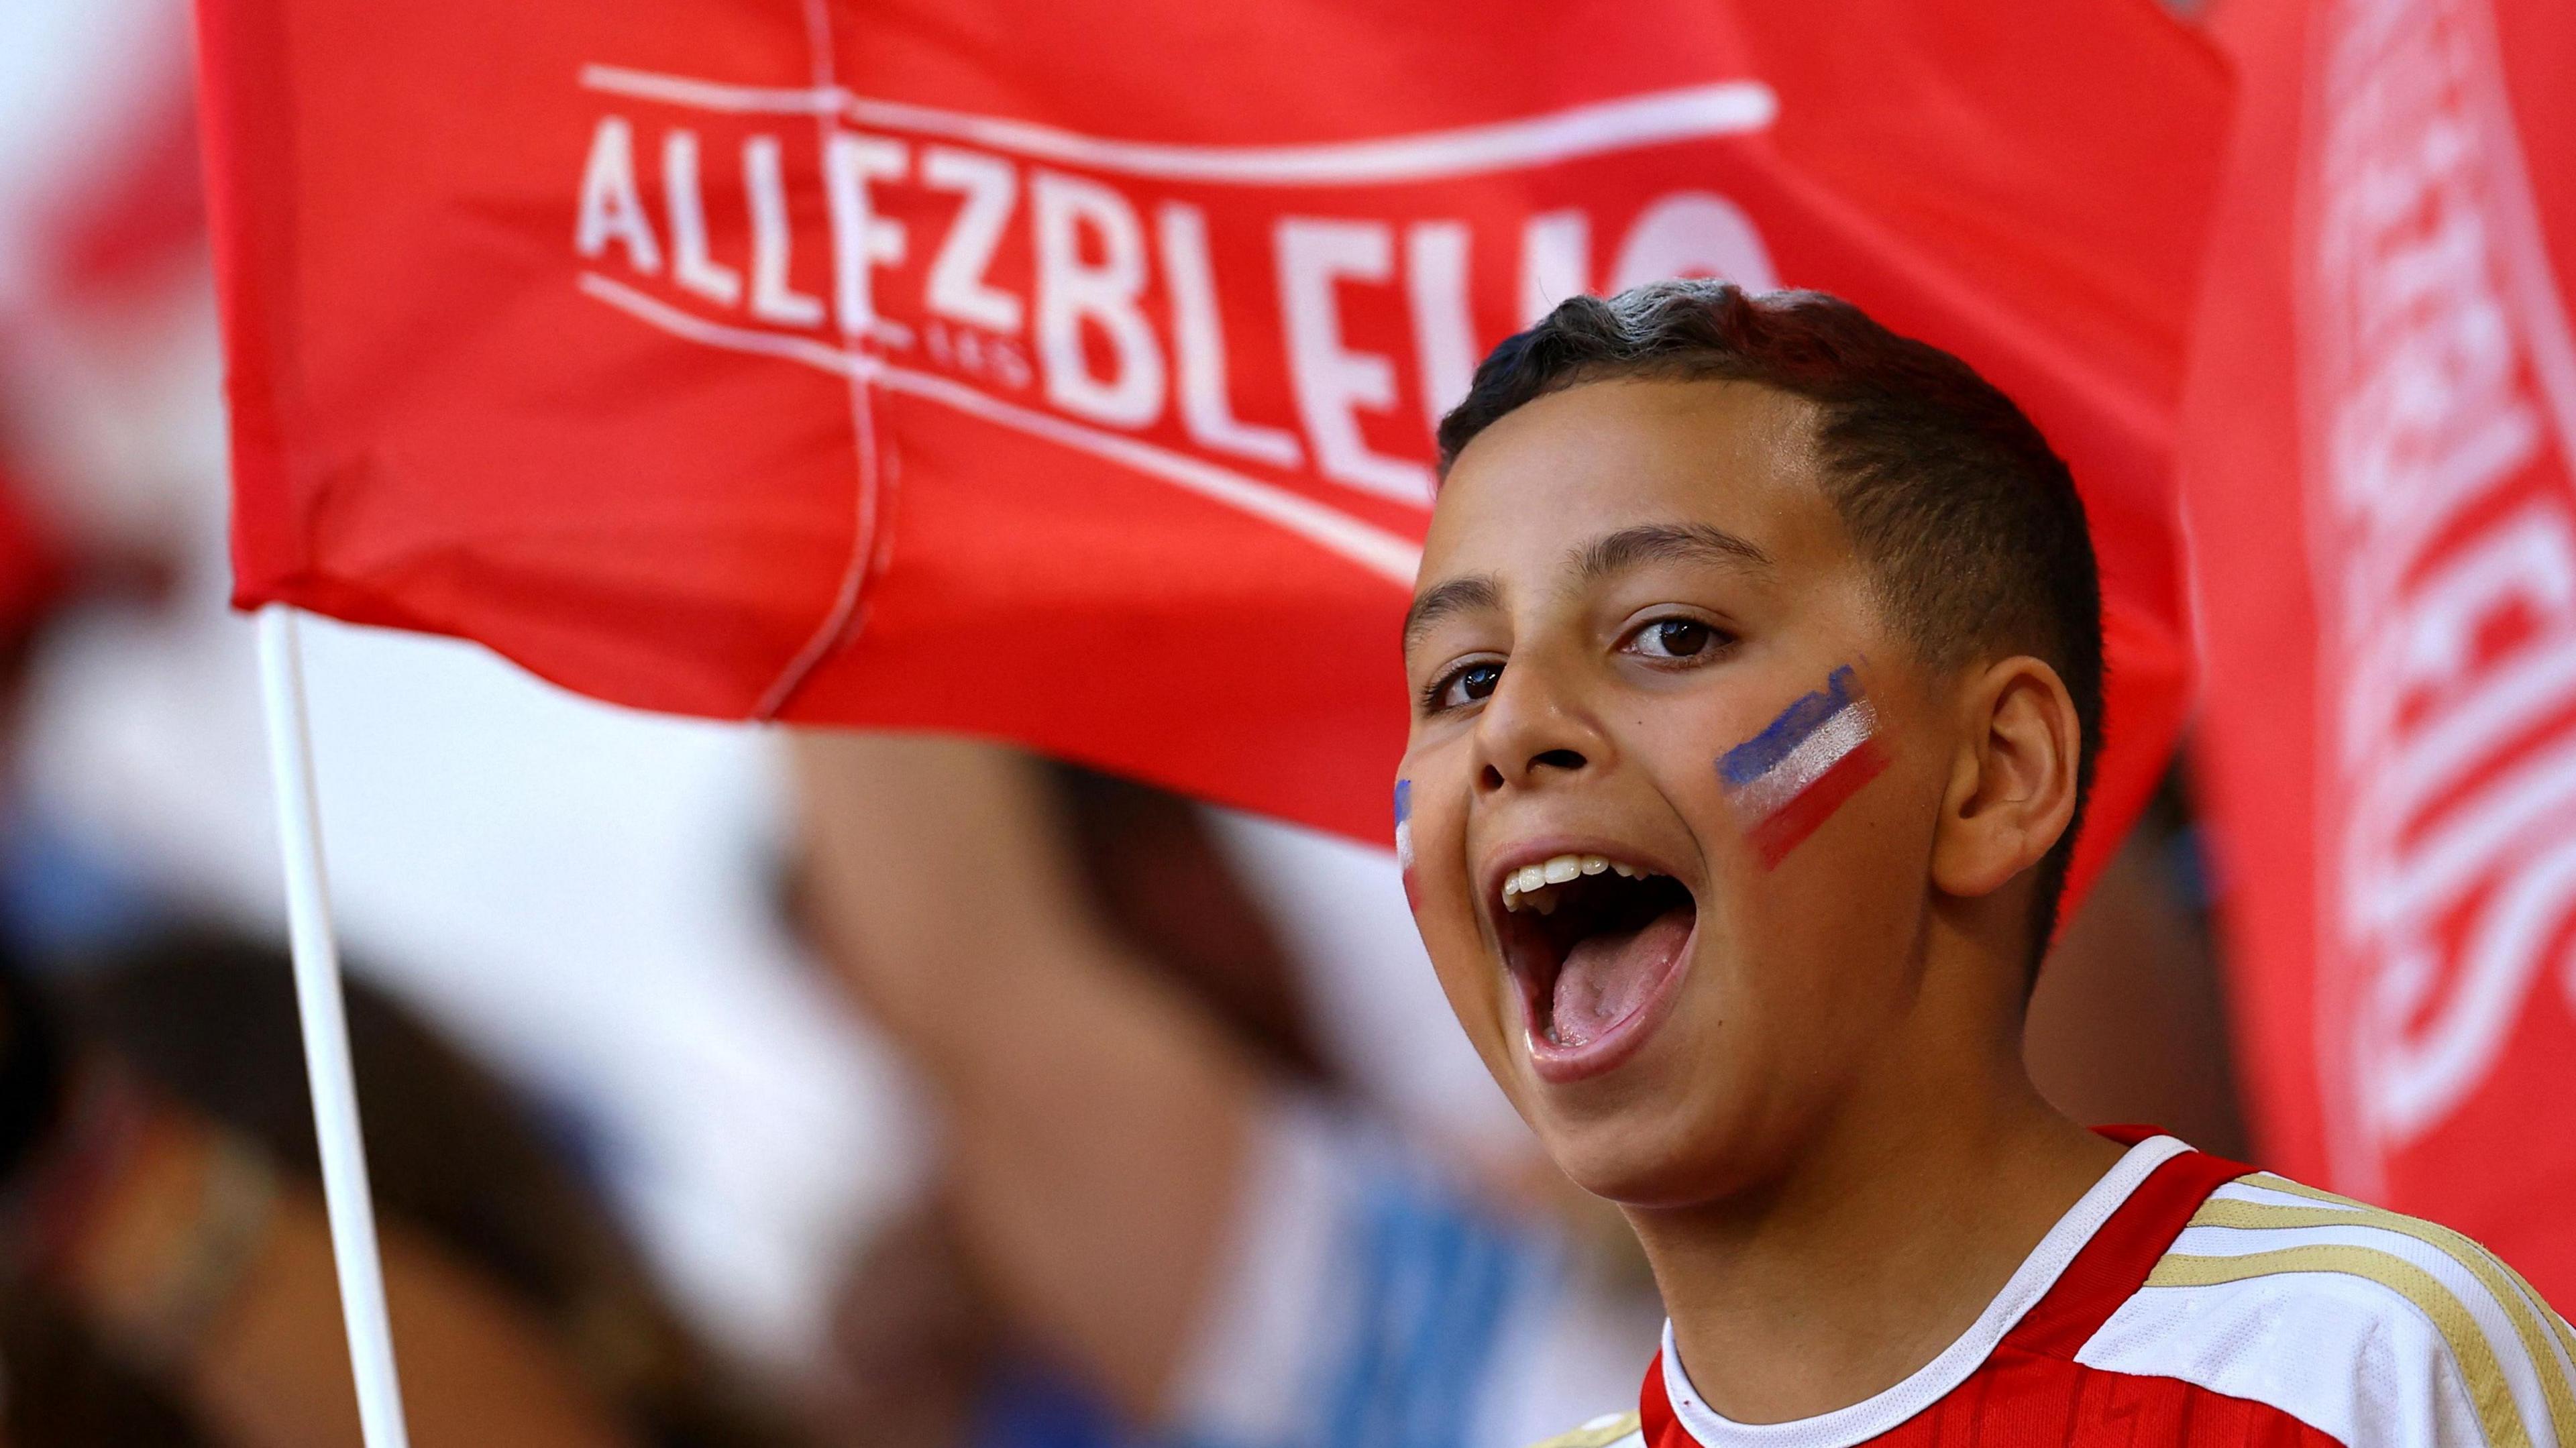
1399, 378, 1956, 1207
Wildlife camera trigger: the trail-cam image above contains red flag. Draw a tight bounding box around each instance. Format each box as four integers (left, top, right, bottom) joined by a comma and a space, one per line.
198, 0, 2220, 891
2185, 0, 2576, 1294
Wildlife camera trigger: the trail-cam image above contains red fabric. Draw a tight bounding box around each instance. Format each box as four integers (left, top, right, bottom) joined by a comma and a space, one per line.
199, 0, 2220, 876
2005, 1146, 2254, 1360
2183, 0, 2576, 1300
1750, 738, 1892, 870
1638, 1148, 2337, 1447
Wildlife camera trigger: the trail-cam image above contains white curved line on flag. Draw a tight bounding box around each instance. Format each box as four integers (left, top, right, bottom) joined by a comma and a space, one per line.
578, 272, 1424, 586
577, 65, 1777, 186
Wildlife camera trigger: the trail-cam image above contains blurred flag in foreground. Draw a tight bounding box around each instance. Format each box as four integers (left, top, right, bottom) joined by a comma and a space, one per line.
2185, 0, 2576, 1294
196, 0, 2219, 891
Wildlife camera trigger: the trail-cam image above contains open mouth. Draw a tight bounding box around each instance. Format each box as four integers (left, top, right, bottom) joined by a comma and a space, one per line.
1495, 852, 1697, 1074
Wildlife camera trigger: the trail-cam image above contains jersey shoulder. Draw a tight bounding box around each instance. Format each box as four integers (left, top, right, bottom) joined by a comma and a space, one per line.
2077, 1170, 2576, 1447
1525, 1410, 1642, 1448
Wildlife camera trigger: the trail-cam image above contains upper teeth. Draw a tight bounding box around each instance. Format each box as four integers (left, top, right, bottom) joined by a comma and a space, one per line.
1502, 852, 1648, 912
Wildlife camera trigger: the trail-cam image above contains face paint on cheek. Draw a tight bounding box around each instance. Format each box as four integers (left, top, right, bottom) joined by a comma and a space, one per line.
1717, 664, 1894, 869
1393, 779, 1421, 910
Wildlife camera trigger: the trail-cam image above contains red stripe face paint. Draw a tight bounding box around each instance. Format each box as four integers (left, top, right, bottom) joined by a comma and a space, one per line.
1717, 665, 1893, 869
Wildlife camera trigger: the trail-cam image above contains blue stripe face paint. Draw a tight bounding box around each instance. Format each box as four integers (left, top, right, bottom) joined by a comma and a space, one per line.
1715, 664, 1890, 869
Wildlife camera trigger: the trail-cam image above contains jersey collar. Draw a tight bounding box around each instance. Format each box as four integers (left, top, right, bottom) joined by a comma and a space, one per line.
1642, 1133, 2195, 1448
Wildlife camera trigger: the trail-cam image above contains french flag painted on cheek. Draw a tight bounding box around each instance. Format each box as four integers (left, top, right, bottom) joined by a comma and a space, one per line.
1394, 779, 1420, 909
1719, 665, 1892, 869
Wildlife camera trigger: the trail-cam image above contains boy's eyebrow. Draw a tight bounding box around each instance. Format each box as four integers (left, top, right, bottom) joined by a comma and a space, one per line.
1572, 522, 1772, 580
1403, 574, 1502, 649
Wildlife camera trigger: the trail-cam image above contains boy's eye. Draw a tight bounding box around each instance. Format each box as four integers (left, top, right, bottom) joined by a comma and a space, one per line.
1430, 661, 1504, 710
1628, 617, 1722, 661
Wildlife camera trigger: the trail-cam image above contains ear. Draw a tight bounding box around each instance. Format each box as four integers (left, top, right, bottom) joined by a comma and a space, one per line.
1930, 655, 2082, 900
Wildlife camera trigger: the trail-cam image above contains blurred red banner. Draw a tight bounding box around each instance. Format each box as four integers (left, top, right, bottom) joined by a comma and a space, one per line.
2187, 0, 2576, 1294
198, 0, 2218, 889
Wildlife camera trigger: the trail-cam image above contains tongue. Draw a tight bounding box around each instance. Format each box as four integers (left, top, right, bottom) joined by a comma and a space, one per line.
1550, 905, 1693, 1048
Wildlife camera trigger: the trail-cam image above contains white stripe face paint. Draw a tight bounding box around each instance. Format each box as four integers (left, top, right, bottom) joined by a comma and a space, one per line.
1726, 700, 1878, 823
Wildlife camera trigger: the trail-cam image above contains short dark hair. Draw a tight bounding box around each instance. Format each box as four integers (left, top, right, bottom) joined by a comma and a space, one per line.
1436, 281, 2102, 963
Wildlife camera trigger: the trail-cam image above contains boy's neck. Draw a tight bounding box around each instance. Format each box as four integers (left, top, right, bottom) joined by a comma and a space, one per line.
1625, 1020, 2124, 1427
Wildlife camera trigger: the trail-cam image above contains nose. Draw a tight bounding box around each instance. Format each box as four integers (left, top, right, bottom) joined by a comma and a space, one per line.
1472, 649, 1605, 795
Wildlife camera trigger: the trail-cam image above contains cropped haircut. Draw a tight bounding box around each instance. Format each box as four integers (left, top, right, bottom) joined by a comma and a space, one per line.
1435, 281, 2102, 966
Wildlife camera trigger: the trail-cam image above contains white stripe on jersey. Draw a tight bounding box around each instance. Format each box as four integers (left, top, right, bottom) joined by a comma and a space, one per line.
2079, 1262, 2487, 1447
2076, 1174, 2576, 1448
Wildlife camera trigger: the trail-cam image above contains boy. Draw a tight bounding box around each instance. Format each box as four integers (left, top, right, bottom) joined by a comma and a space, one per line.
1397, 281, 2576, 1448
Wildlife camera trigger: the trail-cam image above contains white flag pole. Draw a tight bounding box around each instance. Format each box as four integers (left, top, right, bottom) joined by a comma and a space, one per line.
256, 604, 413, 1448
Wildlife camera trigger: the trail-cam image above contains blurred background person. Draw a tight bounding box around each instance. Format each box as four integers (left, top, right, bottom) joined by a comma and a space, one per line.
0, 932, 803, 1447
792, 732, 1664, 1448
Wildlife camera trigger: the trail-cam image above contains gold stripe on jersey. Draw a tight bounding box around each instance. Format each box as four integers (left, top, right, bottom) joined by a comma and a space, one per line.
2148, 1245, 2530, 1448
2192, 1190, 2576, 1447
2501, 1260, 2576, 1381
2247, 1174, 2576, 1385
1526, 1411, 1641, 1448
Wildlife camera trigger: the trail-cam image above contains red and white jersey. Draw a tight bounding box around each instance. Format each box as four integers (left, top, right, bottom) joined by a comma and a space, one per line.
1540, 1133, 2576, 1448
